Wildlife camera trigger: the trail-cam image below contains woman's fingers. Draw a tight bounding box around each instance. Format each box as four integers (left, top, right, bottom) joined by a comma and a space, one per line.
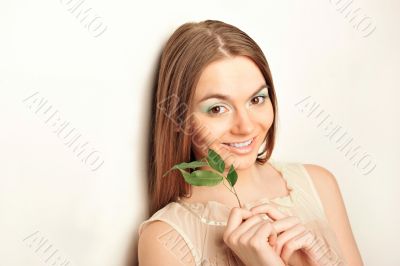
250, 220, 277, 252
223, 209, 288, 266
248, 203, 325, 264
238, 220, 270, 246
226, 211, 279, 249
271, 215, 302, 234
223, 207, 254, 243
280, 229, 315, 264
245, 219, 278, 248
274, 223, 307, 255
250, 203, 287, 221
224, 204, 316, 264
229, 214, 265, 244
266, 223, 278, 247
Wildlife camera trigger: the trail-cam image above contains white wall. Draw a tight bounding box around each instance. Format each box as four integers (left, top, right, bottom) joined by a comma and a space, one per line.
1, 0, 399, 265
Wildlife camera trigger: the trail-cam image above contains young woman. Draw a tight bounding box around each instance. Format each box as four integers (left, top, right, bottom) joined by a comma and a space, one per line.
138, 19, 363, 265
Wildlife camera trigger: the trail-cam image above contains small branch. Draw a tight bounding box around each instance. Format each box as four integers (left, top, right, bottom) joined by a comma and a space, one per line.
202, 154, 242, 207
222, 178, 233, 193
231, 184, 242, 208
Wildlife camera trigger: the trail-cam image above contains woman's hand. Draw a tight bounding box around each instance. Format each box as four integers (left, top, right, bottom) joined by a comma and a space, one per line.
223, 207, 286, 266
251, 204, 337, 266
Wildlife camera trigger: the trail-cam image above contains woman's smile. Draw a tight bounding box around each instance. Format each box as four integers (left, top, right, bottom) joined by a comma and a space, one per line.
221, 136, 258, 155
190, 56, 274, 170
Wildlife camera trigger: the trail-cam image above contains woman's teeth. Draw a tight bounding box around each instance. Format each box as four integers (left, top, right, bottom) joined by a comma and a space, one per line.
225, 138, 253, 148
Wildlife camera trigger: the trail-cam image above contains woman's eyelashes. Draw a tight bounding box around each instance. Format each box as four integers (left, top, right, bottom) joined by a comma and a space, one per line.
207, 105, 228, 115
250, 94, 268, 105
205, 94, 269, 115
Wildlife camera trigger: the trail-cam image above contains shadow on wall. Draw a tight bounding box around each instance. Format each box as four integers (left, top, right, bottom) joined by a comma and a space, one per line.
123, 48, 164, 266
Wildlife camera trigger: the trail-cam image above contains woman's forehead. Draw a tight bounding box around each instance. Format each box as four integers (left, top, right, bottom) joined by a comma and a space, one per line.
193, 57, 266, 102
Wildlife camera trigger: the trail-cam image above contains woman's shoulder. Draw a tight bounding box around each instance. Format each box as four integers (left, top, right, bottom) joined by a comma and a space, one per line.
138, 200, 208, 241
138, 220, 196, 265
138, 201, 208, 265
269, 160, 340, 216
290, 162, 342, 215
138, 201, 184, 236
271, 159, 339, 192
301, 163, 341, 206
301, 163, 363, 264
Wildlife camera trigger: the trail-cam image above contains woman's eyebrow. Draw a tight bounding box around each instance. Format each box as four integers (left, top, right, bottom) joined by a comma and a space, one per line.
198, 84, 268, 103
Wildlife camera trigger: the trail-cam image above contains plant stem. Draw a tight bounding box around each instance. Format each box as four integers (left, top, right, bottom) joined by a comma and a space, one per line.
222, 178, 233, 193
202, 155, 242, 207
231, 185, 242, 208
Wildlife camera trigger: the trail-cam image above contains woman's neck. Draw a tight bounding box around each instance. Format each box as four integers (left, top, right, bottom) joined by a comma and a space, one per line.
184, 163, 272, 206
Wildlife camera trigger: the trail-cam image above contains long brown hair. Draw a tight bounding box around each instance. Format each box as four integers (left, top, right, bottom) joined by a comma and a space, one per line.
148, 19, 278, 216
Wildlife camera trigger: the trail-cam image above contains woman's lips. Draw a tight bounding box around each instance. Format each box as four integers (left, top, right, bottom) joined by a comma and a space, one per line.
222, 137, 256, 155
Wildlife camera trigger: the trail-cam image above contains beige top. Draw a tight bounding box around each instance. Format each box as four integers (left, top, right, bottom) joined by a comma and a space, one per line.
138, 160, 346, 265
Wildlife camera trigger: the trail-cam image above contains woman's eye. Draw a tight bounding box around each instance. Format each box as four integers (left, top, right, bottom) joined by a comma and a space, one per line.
207, 96, 268, 115
251, 95, 267, 105
208, 105, 227, 115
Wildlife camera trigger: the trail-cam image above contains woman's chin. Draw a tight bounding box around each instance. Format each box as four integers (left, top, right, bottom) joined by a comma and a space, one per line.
223, 154, 258, 170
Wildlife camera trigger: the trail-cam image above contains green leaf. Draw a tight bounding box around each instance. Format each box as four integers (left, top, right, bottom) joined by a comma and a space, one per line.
179, 169, 223, 186
174, 161, 209, 170
163, 160, 209, 177
178, 168, 193, 182
207, 149, 225, 173
227, 164, 238, 187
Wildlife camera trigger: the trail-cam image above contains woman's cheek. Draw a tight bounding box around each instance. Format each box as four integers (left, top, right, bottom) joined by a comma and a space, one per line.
190, 122, 218, 154
190, 118, 231, 156
256, 104, 274, 127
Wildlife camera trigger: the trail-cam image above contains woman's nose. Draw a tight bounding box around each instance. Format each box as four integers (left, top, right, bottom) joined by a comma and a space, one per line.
231, 108, 255, 135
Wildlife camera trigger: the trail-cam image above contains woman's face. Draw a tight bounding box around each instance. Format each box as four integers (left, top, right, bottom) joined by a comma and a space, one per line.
189, 56, 274, 170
